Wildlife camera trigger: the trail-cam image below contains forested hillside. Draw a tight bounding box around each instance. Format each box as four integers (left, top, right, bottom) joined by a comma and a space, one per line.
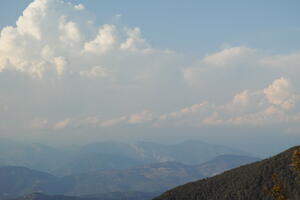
154, 146, 300, 200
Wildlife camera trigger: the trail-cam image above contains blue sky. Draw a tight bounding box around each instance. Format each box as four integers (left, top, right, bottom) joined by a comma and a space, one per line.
0, 0, 300, 155
1, 0, 300, 54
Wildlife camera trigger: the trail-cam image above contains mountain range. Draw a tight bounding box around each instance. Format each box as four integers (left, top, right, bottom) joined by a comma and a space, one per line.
0, 154, 258, 199
8, 146, 300, 200
0, 140, 249, 176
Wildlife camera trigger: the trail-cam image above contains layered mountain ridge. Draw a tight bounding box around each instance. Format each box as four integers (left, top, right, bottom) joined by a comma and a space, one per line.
0, 154, 258, 199
0, 140, 249, 176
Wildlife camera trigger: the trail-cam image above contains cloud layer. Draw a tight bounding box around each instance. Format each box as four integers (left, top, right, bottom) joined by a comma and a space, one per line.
54, 78, 298, 129
0, 0, 300, 141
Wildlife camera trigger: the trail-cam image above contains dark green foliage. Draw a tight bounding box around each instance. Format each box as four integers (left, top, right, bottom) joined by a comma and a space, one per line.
153, 146, 300, 200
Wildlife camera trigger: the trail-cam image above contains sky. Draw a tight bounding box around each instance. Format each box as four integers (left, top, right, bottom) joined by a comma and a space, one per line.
0, 0, 300, 156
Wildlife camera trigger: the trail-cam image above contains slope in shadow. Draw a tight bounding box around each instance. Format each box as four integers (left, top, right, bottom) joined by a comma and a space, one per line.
153, 146, 300, 200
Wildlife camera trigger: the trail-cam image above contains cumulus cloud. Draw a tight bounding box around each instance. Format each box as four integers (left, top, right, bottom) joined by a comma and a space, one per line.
83, 24, 117, 55
0, 0, 170, 80
263, 78, 298, 109
0, 0, 88, 78
0, 0, 183, 136
120, 27, 150, 51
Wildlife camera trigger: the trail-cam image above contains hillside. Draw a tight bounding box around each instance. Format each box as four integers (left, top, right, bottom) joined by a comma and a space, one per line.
153, 146, 300, 200
196, 154, 259, 177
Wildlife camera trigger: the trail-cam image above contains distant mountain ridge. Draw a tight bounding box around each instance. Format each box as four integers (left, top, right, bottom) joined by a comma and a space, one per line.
132, 140, 250, 164
0, 166, 71, 199
0, 140, 70, 173
0, 154, 259, 199
0, 140, 249, 176
153, 146, 300, 200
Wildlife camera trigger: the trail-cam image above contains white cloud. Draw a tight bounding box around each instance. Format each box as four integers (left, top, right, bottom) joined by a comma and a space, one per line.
202, 46, 256, 67
263, 78, 298, 109
32, 78, 300, 131
83, 24, 117, 55
183, 46, 300, 92
83, 78, 299, 129
156, 78, 300, 127
232, 90, 250, 106
79, 66, 111, 78
0, 0, 171, 80
0, 0, 87, 78
183, 46, 261, 87
1, 0, 300, 141
74, 4, 85, 11
59, 17, 82, 45
155, 102, 212, 127
120, 27, 150, 52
